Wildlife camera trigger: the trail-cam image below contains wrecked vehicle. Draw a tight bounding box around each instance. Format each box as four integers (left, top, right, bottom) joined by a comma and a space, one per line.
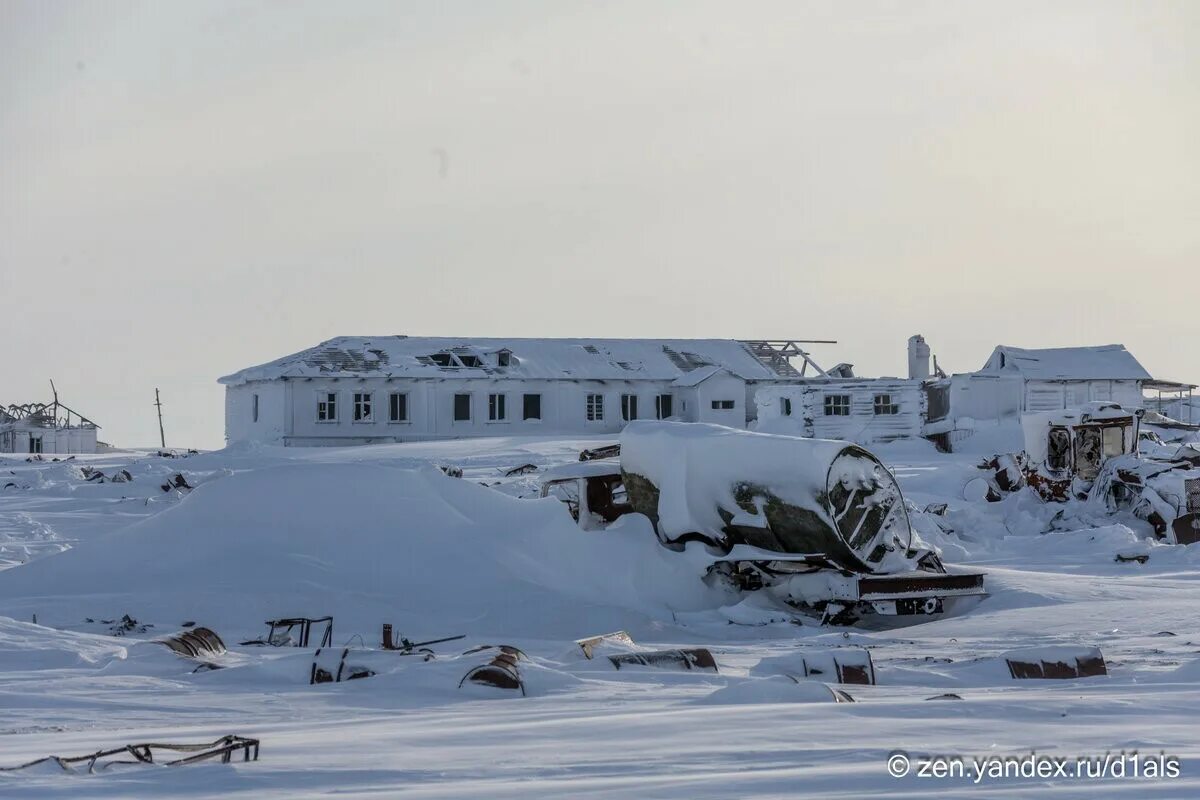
981, 403, 1200, 544
541, 421, 985, 627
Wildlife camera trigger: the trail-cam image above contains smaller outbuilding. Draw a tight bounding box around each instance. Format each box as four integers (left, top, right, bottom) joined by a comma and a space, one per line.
1, 398, 99, 455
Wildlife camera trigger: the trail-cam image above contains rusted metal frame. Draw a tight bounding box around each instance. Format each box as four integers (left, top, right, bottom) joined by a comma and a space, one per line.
0, 736, 260, 773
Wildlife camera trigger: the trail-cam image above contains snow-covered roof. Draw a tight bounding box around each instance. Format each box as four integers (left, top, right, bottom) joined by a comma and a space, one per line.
670, 365, 726, 388
219, 337, 785, 386
980, 345, 1151, 381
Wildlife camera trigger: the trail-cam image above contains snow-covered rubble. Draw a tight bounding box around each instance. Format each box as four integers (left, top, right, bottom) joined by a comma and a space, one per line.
1, 436, 1199, 798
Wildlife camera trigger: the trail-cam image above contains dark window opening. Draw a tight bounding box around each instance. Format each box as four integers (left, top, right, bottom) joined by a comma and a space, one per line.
389, 393, 408, 422
457, 354, 483, 368
353, 392, 373, 421
252, 394, 259, 423
317, 392, 338, 421
453, 393, 472, 422
497, 350, 512, 367
428, 353, 454, 367
586, 394, 604, 421
488, 393, 507, 421
780, 397, 792, 416
523, 394, 541, 420
621, 394, 638, 421
824, 395, 850, 416
711, 400, 735, 410
873, 394, 899, 415
655, 394, 673, 419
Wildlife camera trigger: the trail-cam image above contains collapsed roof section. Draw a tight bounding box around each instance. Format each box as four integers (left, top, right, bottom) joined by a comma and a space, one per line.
218, 337, 832, 386
1, 401, 99, 431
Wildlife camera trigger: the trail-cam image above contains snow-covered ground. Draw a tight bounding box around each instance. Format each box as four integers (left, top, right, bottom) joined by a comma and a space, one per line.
1, 435, 1198, 798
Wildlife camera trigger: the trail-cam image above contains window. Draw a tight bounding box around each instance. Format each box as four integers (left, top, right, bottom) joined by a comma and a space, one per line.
317, 392, 338, 421
353, 392, 373, 422
586, 394, 604, 421
711, 400, 735, 410
252, 394, 259, 423
873, 394, 899, 415
523, 393, 541, 420
453, 393, 472, 422
621, 394, 638, 422
29, 436, 43, 454
488, 393, 507, 421
388, 392, 408, 422
655, 394, 673, 419
824, 395, 850, 416
780, 397, 792, 416
497, 350, 512, 367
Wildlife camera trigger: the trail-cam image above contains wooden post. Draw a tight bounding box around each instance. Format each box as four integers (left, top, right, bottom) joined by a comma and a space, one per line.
155, 389, 166, 448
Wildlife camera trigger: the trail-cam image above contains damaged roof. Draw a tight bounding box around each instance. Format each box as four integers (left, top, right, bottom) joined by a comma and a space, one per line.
981, 344, 1152, 381
219, 337, 788, 386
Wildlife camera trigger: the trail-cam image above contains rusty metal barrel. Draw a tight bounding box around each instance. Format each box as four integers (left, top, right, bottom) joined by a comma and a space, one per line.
618, 421, 912, 572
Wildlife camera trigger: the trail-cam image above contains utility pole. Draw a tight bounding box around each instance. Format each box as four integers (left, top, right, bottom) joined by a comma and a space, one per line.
154, 389, 166, 448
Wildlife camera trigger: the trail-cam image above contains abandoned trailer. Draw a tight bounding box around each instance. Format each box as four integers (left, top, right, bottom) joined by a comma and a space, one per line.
0, 400, 99, 455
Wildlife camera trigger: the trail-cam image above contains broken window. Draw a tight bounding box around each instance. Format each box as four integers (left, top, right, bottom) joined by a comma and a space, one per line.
457, 354, 483, 368
252, 394, 259, 423
586, 394, 604, 421
780, 397, 792, 416
428, 353, 454, 367
488, 393, 507, 421
1075, 428, 1103, 479
453, 393, 471, 422
873, 394, 899, 415
711, 400, 735, 410
1102, 425, 1127, 458
523, 393, 541, 420
621, 394, 638, 421
389, 392, 408, 422
1047, 427, 1072, 471
317, 392, 338, 421
497, 350, 512, 367
656, 394, 673, 419
29, 436, 43, 454
824, 395, 851, 416
353, 392, 373, 422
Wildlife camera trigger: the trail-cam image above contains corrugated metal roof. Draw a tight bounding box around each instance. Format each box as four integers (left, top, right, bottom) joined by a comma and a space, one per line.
219, 337, 785, 386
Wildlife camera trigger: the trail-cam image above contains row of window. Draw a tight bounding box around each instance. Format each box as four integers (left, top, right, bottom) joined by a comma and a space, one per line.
778, 393, 901, 417
291, 391, 702, 424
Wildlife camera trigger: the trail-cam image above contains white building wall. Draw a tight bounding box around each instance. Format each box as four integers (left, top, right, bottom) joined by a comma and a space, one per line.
694, 372, 748, 427
754, 380, 924, 443
231, 376, 705, 446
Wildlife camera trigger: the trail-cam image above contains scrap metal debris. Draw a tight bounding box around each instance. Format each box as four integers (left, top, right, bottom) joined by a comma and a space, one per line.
575, 630, 635, 659
1004, 646, 1108, 679
160, 473, 192, 492
310, 647, 375, 684
241, 617, 333, 648
380, 624, 464, 655
459, 646, 527, 695
0, 735, 260, 773
609, 648, 719, 673
156, 627, 227, 660
503, 463, 539, 477
579, 444, 620, 462
786, 648, 876, 685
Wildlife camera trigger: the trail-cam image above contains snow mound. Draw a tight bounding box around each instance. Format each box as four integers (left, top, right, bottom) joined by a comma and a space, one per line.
0, 463, 719, 641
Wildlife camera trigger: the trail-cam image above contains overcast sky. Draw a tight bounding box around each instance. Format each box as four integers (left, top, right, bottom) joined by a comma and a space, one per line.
2, 1, 1196, 449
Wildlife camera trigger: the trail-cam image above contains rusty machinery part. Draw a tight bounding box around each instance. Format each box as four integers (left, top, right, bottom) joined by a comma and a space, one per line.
310, 647, 376, 685
459, 651, 526, 695
619, 428, 913, 573
579, 443, 621, 462
1005, 647, 1108, 680
786, 649, 876, 685
1114, 552, 1151, 564
156, 627, 227, 659
241, 617, 333, 648
575, 631, 636, 660
0, 735, 260, 773
608, 648, 719, 673
381, 623, 465, 654
1171, 512, 1200, 546
462, 643, 528, 661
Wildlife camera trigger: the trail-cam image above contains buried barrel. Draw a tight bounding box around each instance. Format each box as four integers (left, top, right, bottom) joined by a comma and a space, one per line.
618, 421, 912, 573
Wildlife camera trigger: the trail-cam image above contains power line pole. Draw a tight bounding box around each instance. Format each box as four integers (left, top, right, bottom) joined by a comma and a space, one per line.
154, 389, 166, 449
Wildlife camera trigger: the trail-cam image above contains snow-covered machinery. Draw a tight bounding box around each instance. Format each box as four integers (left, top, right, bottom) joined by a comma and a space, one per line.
981, 403, 1200, 544
541, 421, 985, 626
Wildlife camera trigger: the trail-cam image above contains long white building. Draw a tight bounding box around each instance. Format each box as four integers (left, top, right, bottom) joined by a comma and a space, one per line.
219, 337, 818, 446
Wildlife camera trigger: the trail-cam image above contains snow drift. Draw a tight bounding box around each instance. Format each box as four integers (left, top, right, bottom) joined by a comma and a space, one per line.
0, 463, 720, 640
